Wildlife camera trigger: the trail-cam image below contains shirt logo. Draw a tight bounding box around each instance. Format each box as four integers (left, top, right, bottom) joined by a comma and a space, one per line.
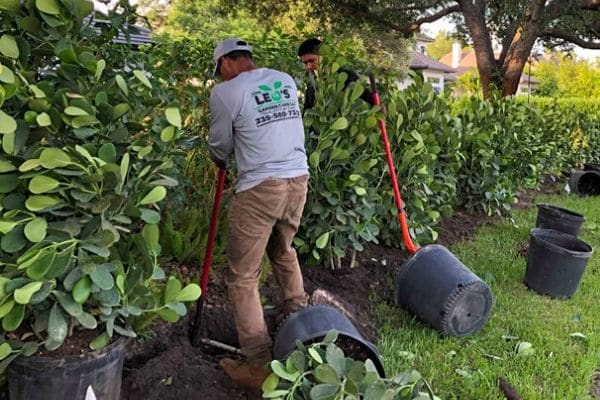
254, 81, 291, 105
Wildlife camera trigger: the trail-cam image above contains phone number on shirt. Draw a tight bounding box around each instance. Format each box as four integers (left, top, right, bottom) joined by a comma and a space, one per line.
255, 109, 300, 127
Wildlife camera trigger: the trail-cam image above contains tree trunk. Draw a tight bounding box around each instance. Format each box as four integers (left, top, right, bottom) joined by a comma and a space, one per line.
457, 0, 499, 99
501, 0, 545, 96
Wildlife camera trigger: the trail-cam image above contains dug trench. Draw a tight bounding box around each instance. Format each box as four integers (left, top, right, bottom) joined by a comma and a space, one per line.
120, 208, 488, 400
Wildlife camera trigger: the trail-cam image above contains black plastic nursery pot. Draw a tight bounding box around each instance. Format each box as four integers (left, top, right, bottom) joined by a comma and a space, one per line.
273, 306, 385, 377
569, 171, 600, 196
395, 245, 493, 337
525, 228, 593, 298
535, 204, 585, 237
8, 338, 126, 400
583, 163, 600, 172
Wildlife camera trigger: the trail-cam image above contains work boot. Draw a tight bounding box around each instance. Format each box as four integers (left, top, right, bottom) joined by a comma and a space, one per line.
219, 358, 270, 391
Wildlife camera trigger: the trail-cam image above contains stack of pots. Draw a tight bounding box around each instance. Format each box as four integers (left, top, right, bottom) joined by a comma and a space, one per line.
525, 204, 593, 298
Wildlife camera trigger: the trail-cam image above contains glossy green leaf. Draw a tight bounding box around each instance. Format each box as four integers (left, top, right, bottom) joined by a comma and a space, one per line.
0, 0, 21, 12
71, 115, 97, 128
140, 186, 166, 205
0, 299, 14, 318
270, 360, 298, 381
160, 126, 175, 142
26, 248, 55, 279
64, 106, 88, 116
29, 175, 60, 194
0, 35, 18, 59
140, 208, 161, 223
2, 303, 24, 331
157, 308, 179, 323
72, 276, 92, 304
165, 107, 181, 128
133, 70, 152, 88
90, 267, 114, 290
19, 159, 41, 172
76, 312, 97, 329
142, 223, 160, 255
0, 110, 17, 134
35, 0, 61, 14
89, 332, 110, 350
53, 291, 82, 316
0, 159, 15, 173
21, 342, 39, 357
0, 219, 18, 234
0, 65, 15, 84
262, 373, 280, 394
115, 74, 128, 95
40, 148, 71, 168
164, 276, 182, 303
98, 143, 116, 163
174, 283, 201, 302
315, 231, 330, 249
0, 343, 12, 360
309, 384, 339, 399
330, 117, 348, 131
36, 112, 51, 127
25, 195, 62, 211
0, 174, 18, 193
95, 59, 105, 80
47, 304, 67, 350
13, 281, 43, 304
1, 226, 27, 253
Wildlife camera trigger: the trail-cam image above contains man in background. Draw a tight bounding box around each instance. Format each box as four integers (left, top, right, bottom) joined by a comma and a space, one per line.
297, 38, 375, 110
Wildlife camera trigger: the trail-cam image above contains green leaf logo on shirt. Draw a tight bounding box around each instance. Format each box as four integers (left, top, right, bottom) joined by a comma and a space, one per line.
254, 81, 291, 107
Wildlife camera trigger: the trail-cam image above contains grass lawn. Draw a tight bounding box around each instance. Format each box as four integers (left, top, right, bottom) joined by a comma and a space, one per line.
377, 194, 600, 399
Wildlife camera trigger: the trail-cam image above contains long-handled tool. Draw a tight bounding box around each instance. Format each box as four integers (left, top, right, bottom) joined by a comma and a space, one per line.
190, 168, 227, 347
369, 76, 419, 255
369, 75, 493, 337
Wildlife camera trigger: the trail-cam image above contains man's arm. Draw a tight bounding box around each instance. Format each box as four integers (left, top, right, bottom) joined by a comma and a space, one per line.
209, 91, 234, 169
339, 67, 375, 106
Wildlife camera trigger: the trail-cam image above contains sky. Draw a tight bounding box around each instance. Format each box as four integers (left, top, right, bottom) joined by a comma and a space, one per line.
422, 17, 600, 62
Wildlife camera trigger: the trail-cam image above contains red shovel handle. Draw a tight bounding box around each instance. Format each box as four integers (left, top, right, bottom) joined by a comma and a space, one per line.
200, 168, 227, 294
369, 75, 419, 254
190, 168, 226, 346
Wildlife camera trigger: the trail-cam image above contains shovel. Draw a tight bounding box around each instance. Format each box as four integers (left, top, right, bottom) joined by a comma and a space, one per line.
369, 75, 493, 337
190, 168, 227, 347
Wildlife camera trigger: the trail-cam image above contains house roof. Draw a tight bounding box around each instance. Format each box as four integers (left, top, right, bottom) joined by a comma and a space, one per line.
92, 18, 154, 46
409, 51, 456, 73
416, 33, 435, 43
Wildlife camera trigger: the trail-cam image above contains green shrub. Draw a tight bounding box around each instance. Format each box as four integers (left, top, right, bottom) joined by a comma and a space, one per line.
262, 330, 439, 400
0, 0, 199, 362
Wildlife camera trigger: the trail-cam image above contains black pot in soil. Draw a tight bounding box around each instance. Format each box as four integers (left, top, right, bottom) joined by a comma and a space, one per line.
583, 163, 600, 172
569, 171, 600, 196
395, 245, 493, 337
273, 306, 385, 377
525, 228, 593, 298
535, 204, 585, 237
8, 338, 126, 400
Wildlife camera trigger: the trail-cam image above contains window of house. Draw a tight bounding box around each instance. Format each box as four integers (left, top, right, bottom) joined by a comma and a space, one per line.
425, 76, 442, 93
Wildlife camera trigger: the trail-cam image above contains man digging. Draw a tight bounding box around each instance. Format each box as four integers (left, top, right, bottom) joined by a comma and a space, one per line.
208, 38, 310, 391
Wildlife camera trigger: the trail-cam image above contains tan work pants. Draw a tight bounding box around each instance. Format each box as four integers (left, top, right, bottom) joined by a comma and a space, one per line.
227, 175, 309, 363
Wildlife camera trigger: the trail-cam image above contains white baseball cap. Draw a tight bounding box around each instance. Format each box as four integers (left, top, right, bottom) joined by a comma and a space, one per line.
212, 38, 253, 77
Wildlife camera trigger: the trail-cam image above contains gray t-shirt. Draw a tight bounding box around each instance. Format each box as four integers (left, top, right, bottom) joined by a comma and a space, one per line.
209, 68, 309, 192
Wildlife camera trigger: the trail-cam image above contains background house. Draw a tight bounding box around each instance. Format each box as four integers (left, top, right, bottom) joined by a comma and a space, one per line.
398, 33, 457, 93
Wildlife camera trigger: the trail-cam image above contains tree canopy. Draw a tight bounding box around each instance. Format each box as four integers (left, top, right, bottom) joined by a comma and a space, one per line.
218, 0, 600, 98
